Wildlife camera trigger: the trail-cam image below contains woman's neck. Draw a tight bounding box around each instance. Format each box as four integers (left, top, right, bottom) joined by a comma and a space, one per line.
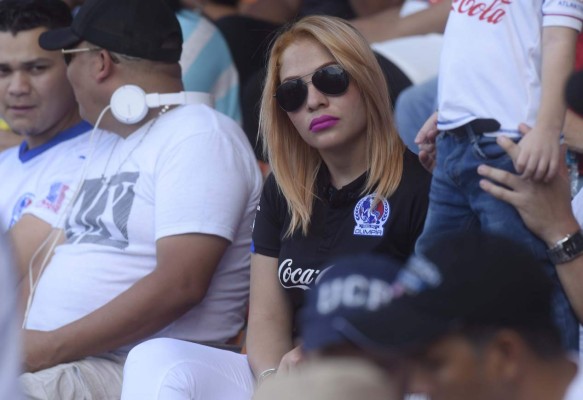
320, 147, 368, 189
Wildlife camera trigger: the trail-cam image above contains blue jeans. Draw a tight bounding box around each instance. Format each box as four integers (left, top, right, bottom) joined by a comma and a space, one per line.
394, 77, 438, 154
415, 126, 579, 350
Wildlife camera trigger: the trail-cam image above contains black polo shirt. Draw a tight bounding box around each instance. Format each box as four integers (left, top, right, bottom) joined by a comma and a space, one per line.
252, 149, 431, 318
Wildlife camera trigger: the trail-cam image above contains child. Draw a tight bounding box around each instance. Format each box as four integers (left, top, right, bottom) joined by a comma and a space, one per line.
416, 0, 583, 350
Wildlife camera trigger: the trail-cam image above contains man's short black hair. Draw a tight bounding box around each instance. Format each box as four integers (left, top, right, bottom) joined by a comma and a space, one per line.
164, 0, 239, 13
0, 0, 72, 35
460, 324, 564, 360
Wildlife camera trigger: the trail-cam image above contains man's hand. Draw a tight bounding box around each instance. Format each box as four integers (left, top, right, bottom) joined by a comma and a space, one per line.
415, 111, 438, 173
477, 134, 577, 246
23, 329, 64, 373
513, 123, 560, 182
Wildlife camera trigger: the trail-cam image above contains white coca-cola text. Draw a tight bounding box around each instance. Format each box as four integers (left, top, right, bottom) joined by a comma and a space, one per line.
278, 258, 321, 290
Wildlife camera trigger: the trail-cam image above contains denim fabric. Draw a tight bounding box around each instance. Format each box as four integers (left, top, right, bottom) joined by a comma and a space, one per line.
415, 125, 579, 351
394, 77, 438, 155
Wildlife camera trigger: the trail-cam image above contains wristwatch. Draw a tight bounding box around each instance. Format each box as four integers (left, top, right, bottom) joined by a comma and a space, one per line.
547, 229, 583, 265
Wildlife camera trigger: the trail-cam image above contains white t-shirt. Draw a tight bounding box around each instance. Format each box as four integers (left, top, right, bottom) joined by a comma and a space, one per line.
0, 234, 22, 399
25, 104, 262, 348
0, 121, 91, 232
371, 0, 443, 84
437, 0, 583, 136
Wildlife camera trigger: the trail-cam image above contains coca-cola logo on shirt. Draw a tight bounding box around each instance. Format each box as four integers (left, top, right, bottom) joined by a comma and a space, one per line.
278, 258, 332, 290
451, 0, 511, 24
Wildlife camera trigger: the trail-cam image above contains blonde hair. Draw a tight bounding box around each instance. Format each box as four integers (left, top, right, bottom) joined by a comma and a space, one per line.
259, 15, 405, 237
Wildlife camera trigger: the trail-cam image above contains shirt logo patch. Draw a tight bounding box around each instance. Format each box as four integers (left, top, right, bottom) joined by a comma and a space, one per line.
41, 182, 69, 213
10, 193, 35, 228
353, 194, 389, 237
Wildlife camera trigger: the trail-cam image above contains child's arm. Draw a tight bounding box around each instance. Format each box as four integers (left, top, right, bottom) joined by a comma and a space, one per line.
515, 26, 578, 182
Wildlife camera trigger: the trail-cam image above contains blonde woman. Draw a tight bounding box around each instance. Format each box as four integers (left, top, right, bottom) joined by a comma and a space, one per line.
121, 15, 430, 400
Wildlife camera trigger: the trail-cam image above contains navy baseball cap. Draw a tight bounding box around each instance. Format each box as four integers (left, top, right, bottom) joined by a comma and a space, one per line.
333, 232, 556, 352
300, 253, 405, 352
38, 0, 182, 63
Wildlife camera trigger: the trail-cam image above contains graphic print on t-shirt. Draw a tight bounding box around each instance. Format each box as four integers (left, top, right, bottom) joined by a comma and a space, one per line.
65, 172, 139, 249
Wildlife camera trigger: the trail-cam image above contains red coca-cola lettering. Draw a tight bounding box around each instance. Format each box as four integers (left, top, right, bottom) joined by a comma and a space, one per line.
451, 0, 511, 24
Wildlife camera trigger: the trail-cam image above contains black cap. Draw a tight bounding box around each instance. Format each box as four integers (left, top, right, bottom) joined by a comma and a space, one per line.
39, 0, 182, 63
333, 232, 556, 351
300, 253, 404, 352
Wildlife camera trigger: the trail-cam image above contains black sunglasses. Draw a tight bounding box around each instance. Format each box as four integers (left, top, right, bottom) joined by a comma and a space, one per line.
274, 64, 350, 112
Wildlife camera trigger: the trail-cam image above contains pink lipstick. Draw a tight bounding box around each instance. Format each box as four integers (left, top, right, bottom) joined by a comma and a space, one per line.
310, 115, 339, 132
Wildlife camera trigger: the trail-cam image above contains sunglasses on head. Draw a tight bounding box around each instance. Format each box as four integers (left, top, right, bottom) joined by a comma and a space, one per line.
61, 47, 102, 65
274, 64, 350, 112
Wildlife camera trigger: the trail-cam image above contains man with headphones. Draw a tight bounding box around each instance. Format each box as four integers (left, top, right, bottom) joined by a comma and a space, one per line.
12, 0, 262, 398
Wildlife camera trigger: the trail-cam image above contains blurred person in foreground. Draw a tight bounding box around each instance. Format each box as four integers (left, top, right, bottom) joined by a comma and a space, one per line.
333, 232, 583, 400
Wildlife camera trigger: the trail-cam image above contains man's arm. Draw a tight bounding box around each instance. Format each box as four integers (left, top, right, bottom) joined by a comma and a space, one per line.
9, 215, 57, 287
350, 0, 450, 43
478, 135, 583, 321
22, 232, 229, 372
239, 0, 300, 24
349, 0, 404, 17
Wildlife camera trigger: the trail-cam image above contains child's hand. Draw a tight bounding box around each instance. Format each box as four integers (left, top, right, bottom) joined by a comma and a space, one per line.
514, 123, 560, 182
415, 111, 439, 173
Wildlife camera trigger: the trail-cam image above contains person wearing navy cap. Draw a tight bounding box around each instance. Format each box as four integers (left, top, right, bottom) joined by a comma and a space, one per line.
335, 232, 583, 400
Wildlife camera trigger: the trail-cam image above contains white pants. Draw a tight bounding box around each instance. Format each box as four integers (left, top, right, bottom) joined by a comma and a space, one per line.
121, 338, 255, 400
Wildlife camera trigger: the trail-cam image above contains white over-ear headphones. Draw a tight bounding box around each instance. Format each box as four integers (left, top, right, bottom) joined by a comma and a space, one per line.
110, 85, 214, 124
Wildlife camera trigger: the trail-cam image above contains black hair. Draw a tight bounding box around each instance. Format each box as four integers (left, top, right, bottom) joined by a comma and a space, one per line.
461, 324, 564, 361
0, 0, 72, 35
164, 0, 182, 13
210, 0, 238, 6
164, 0, 239, 13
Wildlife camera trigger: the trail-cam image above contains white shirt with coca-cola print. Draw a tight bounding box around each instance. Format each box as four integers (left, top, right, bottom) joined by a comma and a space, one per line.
437, 0, 583, 136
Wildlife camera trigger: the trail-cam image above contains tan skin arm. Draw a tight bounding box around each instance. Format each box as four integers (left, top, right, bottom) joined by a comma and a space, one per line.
351, 0, 451, 43
246, 253, 295, 383
239, 0, 408, 27
21, 232, 229, 372
9, 215, 57, 285
514, 26, 578, 181
478, 134, 583, 321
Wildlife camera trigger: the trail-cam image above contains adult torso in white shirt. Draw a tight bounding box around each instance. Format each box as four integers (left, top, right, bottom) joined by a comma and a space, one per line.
0, 121, 91, 232
437, 0, 583, 135
25, 104, 262, 349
